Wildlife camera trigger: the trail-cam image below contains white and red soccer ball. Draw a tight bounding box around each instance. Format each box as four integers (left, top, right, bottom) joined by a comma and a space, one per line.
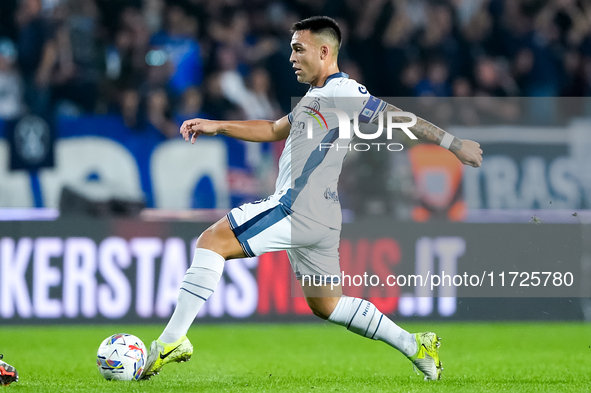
96, 333, 147, 381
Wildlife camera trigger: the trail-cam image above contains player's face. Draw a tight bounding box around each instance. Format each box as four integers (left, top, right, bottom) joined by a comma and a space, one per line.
290, 30, 323, 85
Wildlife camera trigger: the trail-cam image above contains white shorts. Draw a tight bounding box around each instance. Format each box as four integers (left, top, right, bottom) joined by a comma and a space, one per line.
227, 195, 341, 280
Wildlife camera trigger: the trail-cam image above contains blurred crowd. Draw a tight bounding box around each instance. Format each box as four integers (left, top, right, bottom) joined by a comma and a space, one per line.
0, 0, 590, 134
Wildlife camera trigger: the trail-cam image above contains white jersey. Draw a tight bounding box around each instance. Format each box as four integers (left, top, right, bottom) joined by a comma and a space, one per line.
273, 72, 386, 229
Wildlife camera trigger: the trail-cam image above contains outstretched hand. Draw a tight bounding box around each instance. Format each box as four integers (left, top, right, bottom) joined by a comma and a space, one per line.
454, 139, 483, 168
180, 119, 220, 144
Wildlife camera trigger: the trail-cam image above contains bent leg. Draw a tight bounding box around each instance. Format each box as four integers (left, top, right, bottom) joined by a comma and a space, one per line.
196, 216, 246, 260
300, 280, 342, 319
145, 198, 293, 378
159, 216, 243, 344
300, 280, 417, 357
325, 295, 416, 356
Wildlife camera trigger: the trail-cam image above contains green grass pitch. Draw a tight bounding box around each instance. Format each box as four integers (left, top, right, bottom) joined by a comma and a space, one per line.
1, 322, 590, 392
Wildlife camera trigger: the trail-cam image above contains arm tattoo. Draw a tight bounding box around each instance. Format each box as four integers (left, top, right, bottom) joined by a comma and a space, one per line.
376, 104, 463, 152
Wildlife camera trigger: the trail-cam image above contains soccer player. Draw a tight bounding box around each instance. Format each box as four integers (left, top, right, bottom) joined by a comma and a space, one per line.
141, 16, 483, 381
0, 354, 18, 386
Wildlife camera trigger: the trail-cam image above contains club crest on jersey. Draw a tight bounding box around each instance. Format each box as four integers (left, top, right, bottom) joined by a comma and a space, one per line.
303, 99, 328, 131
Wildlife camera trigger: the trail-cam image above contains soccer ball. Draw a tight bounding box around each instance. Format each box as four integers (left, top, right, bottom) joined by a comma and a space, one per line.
96, 333, 147, 381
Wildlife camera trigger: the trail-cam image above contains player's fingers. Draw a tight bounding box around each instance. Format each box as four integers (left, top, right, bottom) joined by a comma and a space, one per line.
469, 155, 481, 167
182, 121, 192, 133
183, 121, 198, 135
191, 132, 198, 144
181, 128, 190, 142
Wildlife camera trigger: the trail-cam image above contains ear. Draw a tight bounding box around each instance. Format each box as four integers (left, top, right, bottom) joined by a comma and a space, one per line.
320, 45, 330, 60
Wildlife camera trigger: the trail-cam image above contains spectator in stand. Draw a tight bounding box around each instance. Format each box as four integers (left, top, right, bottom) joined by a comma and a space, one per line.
146, 88, 177, 138
262, 7, 308, 113
418, 2, 462, 80
474, 56, 517, 97
15, 0, 52, 117
560, 50, 586, 97
459, 3, 495, 76
175, 86, 209, 125
143, 0, 165, 35
452, 77, 481, 126
398, 61, 423, 97
0, 38, 24, 120
243, 67, 281, 120
460, 57, 519, 124
348, 0, 393, 96
209, 8, 278, 71
119, 86, 143, 129
104, 6, 151, 101
201, 73, 243, 121
382, 1, 417, 96
150, 3, 203, 97
501, 1, 561, 97
216, 46, 252, 116
415, 59, 452, 97
48, 0, 101, 115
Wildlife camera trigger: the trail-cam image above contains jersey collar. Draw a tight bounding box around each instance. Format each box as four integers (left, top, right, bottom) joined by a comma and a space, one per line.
309, 72, 349, 91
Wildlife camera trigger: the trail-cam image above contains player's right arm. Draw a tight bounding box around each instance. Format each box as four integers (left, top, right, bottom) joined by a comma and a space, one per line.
180, 116, 291, 144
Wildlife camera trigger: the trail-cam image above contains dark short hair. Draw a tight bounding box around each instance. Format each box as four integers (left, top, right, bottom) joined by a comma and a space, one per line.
291, 16, 342, 48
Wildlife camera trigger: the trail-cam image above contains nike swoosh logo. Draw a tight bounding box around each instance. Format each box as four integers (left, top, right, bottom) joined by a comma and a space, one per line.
159, 344, 181, 360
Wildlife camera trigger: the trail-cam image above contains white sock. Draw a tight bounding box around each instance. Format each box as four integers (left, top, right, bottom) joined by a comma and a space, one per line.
328, 296, 417, 357
159, 248, 224, 344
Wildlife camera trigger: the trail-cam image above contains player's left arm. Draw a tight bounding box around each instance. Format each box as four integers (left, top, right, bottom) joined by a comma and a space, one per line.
381, 103, 483, 168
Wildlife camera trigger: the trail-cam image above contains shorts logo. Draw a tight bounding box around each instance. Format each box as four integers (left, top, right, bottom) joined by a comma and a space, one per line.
252, 196, 271, 204
324, 188, 339, 202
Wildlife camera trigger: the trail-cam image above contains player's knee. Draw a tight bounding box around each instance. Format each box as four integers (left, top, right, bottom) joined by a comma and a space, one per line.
196, 225, 228, 253
196, 226, 216, 248
310, 307, 331, 320
307, 298, 338, 320
195, 220, 242, 259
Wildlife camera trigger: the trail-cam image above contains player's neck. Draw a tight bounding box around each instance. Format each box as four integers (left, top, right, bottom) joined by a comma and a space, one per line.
311, 66, 340, 87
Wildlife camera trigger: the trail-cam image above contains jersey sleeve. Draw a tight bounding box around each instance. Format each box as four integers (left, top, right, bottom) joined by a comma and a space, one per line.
334, 80, 387, 124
